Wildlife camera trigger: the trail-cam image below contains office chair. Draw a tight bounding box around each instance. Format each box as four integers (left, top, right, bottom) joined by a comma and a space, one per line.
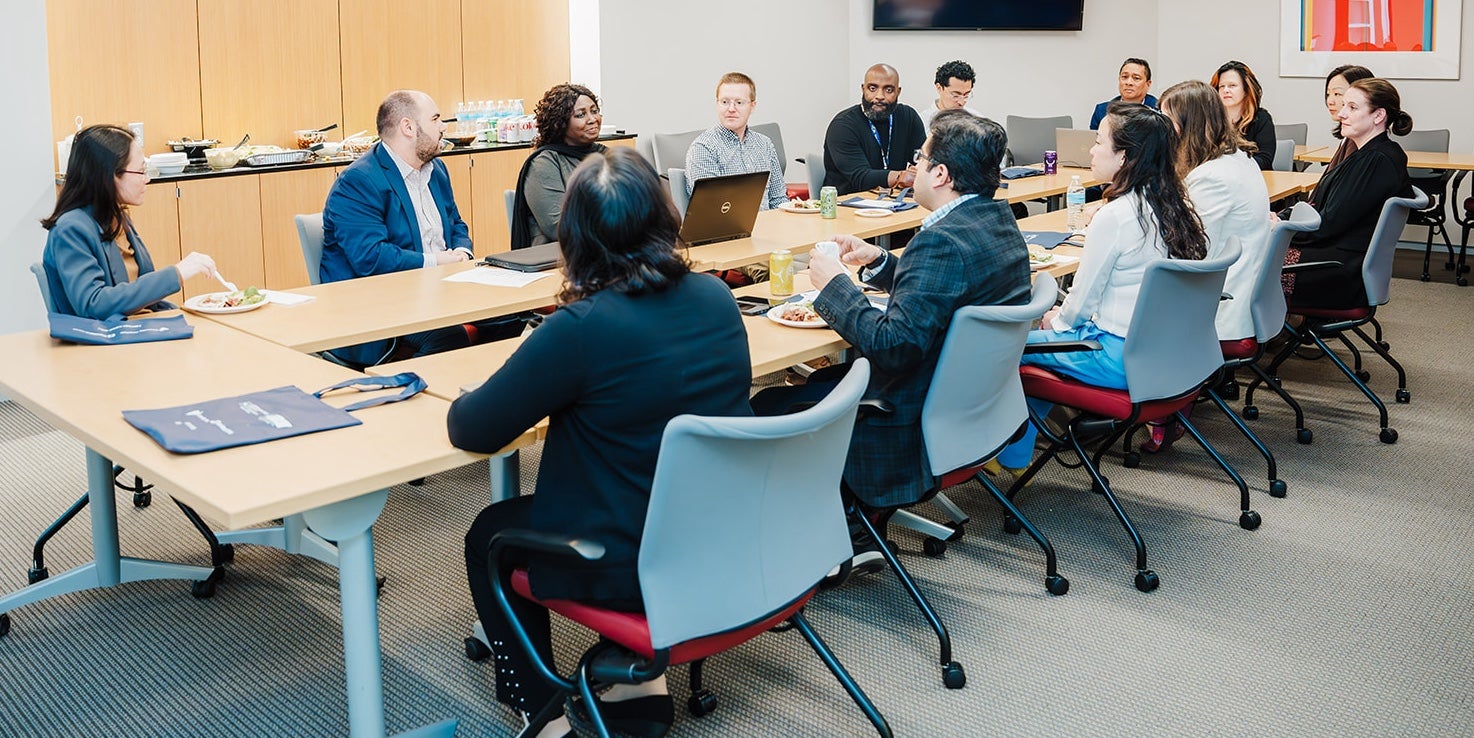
750, 121, 806, 199
1004, 242, 1257, 592
1271, 138, 1296, 172
294, 213, 325, 285
1249, 190, 1427, 444
1005, 115, 1073, 167
1273, 123, 1308, 146
487, 360, 892, 738
1452, 169, 1474, 286
1393, 129, 1455, 283
667, 168, 691, 216
804, 152, 826, 200
503, 189, 515, 238
650, 129, 704, 175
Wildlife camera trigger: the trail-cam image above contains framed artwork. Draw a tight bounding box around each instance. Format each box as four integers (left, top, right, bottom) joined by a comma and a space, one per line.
1280, 0, 1462, 79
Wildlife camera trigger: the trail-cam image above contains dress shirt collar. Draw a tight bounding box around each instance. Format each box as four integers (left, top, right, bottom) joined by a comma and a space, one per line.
382, 143, 427, 181
921, 193, 977, 230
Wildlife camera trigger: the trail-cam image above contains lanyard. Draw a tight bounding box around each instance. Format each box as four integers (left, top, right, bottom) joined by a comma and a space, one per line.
863, 108, 893, 169
314, 372, 428, 412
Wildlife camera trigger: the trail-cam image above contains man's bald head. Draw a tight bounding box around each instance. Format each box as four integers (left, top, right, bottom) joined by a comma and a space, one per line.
860, 63, 903, 121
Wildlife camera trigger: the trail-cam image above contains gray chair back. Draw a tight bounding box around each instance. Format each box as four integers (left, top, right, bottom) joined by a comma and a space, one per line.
1271, 138, 1296, 172
503, 189, 515, 238
1363, 188, 1428, 306
667, 168, 691, 216
804, 152, 825, 199
749, 121, 787, 172
639, 359, 869, 650
921, 275, 1058, 476
1122, 240, 1241, 403
1274, 123, 1308, 146
1254, 203, 1321, 342
294, 213, 325, 286
635, 136, 656, 168
1005, 115, 1073, 166
30, 262, 58, 313
1394, 129, 1450, 179
651, 129, 704, 175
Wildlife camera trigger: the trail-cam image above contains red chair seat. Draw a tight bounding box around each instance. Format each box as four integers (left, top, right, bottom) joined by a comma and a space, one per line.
1019, 365, 1196, 424
1288, 305, 1371, 321
786, 184, 810, 200
1219, 338, 1259, 361
939, 464, 986, 490
510, 570, 815, 665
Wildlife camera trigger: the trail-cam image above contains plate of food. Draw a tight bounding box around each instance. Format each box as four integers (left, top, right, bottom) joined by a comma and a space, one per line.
184, 287, 268, 314
779, 198, 821, 214
767, 301, 827, 328
854, 208, 893, 218
1028, 251, 1055, 270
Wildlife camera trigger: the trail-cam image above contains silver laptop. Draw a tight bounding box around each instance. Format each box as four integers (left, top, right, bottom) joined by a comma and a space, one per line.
1055, 128, 1097, 169
678, 171, 769, 246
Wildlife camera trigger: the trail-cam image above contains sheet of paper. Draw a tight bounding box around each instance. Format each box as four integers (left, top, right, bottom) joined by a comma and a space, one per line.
263, 290, 315, 306
443, 268, 555, 288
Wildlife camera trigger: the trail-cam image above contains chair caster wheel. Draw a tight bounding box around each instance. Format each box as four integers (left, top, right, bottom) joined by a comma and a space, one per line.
1380, 427, 1398, 444
1239, 510, 1262, 530
218, 543, 235, 565
408, 477, 426, 486
1459, 276, 1469, 287
942, 661, 966, 689
1045, 575, 1069, 596
1002, 515, 1022, 535
463, 636, 490, 661
1241, 405, 1259, 421
0, 613, 10, 638
944, 524, 966, 542
1122, 452, 1141, 469
1420, 274, 1432, 282
133, 490, 152, 508
922, 537, 947, 557
1395, 389, 1410, 404
1271, 376, 1282, 387
1296, 428, 1313, 445
27, 566, 47, 585
1269, 479, 1288, 498
1355, 370, 1371, 382
688, 690, 719, 717
1377, 341, 1390, 350
191, 567, 224, 599
376, 575, 387, 595
1134, 570, 1160, 592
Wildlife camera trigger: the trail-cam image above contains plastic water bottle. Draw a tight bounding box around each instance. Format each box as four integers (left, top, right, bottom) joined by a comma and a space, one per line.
1065, 176, 1086, 232
512, 98, 525, 116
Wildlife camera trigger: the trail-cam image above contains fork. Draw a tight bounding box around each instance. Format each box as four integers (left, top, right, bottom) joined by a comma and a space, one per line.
213, 272, 238, 293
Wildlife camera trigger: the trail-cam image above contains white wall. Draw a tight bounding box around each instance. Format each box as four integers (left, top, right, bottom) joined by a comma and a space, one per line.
0, 4, 55, 337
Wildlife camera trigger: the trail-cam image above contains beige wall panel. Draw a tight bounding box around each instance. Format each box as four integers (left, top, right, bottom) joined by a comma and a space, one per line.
127, 183, 184, 303
468, 150, 528, 254
462, 1, 571, 105
177, 176, 264, 298
339, 0, 464, 138
440, 155, 474, 243
46, 0, 202, 160
260, 167, 339, 290
197, 0, 343, 151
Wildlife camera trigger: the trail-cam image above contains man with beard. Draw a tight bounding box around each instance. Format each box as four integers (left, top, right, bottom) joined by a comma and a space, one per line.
321, 89, 510, 365
822, 63, 926, 194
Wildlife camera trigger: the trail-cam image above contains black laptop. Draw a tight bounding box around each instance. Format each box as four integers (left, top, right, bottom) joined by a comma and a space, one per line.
678, 171, 769, 246
482, 242, 562, 272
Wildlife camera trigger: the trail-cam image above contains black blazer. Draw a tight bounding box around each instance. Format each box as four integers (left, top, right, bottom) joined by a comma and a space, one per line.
447, 272, 753, 602
1243, 107, 1277, 171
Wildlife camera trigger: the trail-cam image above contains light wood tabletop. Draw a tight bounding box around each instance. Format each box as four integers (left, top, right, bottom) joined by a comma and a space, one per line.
1294, 145, 1329, 161
1263, 170, 1323, 200
1297, 147, 1474, 171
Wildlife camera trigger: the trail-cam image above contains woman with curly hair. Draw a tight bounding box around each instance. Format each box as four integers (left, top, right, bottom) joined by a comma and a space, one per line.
510, 83, 606, 248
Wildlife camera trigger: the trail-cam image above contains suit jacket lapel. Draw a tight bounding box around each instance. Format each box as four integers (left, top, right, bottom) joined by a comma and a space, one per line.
373, 144, 424, 253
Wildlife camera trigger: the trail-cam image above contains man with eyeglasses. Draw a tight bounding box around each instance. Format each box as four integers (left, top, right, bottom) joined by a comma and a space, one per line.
822, 63, 926, 194
919, 60, 984, 130
1089, 58, 1157, 130
685, 72, 787, 211
752, 111, 1031, 573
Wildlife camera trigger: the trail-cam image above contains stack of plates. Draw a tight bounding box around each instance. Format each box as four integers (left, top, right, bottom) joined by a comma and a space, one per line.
147, 152, 189, 176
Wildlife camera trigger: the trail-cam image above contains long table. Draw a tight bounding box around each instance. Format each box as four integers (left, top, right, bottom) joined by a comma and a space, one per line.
1297, 147, 1474, 170
0, 319, 487, 737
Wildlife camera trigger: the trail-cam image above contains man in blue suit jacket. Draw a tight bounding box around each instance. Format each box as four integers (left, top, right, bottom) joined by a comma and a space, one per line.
322, 90, 509, 366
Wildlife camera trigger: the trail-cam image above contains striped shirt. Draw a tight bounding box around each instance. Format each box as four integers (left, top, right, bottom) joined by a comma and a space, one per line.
684, 125, 788, 210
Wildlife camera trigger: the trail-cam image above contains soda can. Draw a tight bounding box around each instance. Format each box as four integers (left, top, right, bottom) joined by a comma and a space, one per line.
819, 186, 838, 219
1043, 150, 1058, 175
769, 249, 795, 297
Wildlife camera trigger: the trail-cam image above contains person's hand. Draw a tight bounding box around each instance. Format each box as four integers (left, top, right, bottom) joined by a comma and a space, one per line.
1268, 210, 1281, 223
833, 234, 883, 266
1039, 307, 1062, 330
807, 249, 848, 291
174, 252, 216, 281
1080, 201, 1103, 228
436, 249, 472, 265
897, 167, 916, 188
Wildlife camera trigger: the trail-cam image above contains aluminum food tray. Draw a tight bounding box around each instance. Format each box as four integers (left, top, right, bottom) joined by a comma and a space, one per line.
243, 150, 314, 167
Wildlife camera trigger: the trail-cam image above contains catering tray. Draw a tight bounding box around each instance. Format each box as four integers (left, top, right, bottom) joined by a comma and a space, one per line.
243, 150, 315, 167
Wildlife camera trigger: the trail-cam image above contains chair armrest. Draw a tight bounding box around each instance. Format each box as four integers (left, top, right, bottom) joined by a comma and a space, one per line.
490, 529, 606, 563
856, 398, 894, 418
1283, 260, 1341, 273
1023, 340, 1102, 355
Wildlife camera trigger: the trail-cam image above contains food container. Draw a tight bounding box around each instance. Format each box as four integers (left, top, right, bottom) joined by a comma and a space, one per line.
443, 121, 480, 147
341, 136, 376, 156
204, 148, 242, 170
168, 139, 220, 161
294, 129, 327, 149
243, 149, 314, 167
147, 152, 189, 176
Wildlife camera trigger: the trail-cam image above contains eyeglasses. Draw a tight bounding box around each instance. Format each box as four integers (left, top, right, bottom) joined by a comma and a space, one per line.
911, 149, 933, 166
717, 98, 751, 109
944, 90, 972, 102
122, 169, 150, 179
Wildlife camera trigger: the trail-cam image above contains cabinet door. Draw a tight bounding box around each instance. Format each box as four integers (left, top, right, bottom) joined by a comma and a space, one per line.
440, 155, 475, 244
260, 167, 339, 289
469, 150, 527, 254
128, 183, 184, 303
462, 2, 569, 104
338, 0, 463, 139
177, 176, 264, 298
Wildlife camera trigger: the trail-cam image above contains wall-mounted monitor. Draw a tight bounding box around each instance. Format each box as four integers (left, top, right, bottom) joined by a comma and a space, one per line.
874, 0, 1085, 31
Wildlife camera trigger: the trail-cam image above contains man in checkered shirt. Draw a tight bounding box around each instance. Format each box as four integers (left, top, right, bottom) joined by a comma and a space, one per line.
684, 71, 788, 211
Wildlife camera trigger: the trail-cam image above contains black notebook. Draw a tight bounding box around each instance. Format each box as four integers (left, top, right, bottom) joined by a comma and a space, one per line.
482, 242, 563, 272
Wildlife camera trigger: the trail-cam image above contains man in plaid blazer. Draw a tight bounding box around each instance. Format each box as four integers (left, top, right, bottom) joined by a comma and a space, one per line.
753, 111, 1032, 517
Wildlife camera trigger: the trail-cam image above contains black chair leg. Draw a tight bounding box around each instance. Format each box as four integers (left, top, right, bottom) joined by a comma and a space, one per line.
1206, 388, 1286, 498
850, 510, 965, 689
1353, 325, 1409, 397
790, 611, 894, 738
1175, 412, 1260, 532
29, 492, 89, 584
1062, 420, 1156, 592
976, 473, 1068, 595
1307, 331, 1397, 443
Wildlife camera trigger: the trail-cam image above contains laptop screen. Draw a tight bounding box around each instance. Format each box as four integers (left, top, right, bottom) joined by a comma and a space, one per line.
678, 170, 770, 246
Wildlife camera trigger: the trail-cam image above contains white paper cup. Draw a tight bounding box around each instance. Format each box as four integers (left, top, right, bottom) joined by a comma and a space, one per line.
815, 241, 839, 259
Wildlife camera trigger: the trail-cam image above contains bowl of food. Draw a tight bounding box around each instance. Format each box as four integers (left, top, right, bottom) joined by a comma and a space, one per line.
294, 129, 327, 149
442, 121, 480, 147
204, 148, 242, 170
341, 136, 377, 156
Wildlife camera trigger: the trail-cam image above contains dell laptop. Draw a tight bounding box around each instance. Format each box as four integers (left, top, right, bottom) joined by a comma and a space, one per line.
678, 170, 769, 246
1055, 128, 1097, 169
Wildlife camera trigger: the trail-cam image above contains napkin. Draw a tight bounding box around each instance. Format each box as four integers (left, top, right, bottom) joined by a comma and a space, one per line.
444, 268, 555, 288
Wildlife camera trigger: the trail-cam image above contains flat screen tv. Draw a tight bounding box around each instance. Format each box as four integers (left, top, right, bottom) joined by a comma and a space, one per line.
874, 0, 1084, 31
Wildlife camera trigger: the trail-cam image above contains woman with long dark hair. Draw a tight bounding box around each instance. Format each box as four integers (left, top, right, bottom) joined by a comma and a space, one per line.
1211, 60, 1276, 170
454, 147, 752, 738
992, 103, 1207, 474
41, 124, 216, 318
509, 83, 607, 248
1322, 64, 1375, 168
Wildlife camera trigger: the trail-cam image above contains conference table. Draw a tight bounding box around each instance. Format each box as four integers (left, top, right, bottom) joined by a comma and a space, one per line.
1296, 147, 1474, 171
0, 318, 489, 737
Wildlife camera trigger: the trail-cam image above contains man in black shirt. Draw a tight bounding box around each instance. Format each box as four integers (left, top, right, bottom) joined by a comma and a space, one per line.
822, 63, 926, 194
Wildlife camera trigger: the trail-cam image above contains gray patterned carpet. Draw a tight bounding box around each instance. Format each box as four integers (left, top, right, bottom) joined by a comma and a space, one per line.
1, 253, 1471, 737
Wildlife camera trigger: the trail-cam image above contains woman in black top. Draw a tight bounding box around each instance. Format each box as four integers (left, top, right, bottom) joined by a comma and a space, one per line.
1212, 60, 1276, 170
510, 83, 608, 248
1284, 78, 1414, 310
456, 147, 752, 738
1322, 65, 1375, 168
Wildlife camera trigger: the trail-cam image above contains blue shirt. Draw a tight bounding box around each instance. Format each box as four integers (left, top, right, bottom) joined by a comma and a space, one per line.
1090, 94, 1159, 130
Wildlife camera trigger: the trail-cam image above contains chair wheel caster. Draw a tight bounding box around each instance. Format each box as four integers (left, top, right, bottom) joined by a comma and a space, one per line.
1002, 515, 1022, 535
1420, 274, 1432, 282
1459, 276, 1469, 287
1239, 510, 1262, 530
1296, 428, 1313, 445
1380, 427, 1398, 444
1122, 452, 1141, 469
1355, 370, 1371, 382
191, 567, 224, 599
1134, 570, 1160, 592
942, 661, 966, 689
1045, 575, 1069, 596
463, 636, 490, 661
408, 477, 426, 486
376, 576, 387, 595
1377, 341, 1390, 350
133, 490, 152, 508
1241, 406, 1259, 421
218, 543, 235, 565
1395, 389, 1410, 404
945, 524, 966, 542
27, 566, 47, 585
688, 690, 719, 717
0, 613, 10, 638
1269, 479, 1287, 498
922, 537, 947, 557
